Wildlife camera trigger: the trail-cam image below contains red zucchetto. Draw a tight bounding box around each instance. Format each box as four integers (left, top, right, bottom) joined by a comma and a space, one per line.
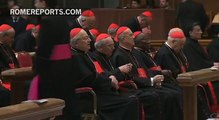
96, 33, 110, 42
81, 10, 95, 17
133, 31, 142, 38
90, 28, 100, 37
108, 23, 119, 30
114, 26, 129, 42
116, 26, 129, 37
70, 28, 83, 38
0, 24, 13, 32
169, 31, 185, 39
142, 11, 153, 21
26, 24, 35, 31
35, 25, 40, 31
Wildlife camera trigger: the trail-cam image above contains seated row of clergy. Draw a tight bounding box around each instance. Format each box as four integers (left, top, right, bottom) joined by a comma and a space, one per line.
27, 15, 181, 119
68, 24, 219, 120
66, 26, 183, 120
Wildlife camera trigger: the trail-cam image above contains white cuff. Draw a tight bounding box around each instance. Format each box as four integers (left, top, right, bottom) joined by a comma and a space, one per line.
150, 77, 154, 86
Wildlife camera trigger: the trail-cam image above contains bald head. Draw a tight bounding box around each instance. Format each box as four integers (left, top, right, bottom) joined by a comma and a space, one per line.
167, 27, 185, 52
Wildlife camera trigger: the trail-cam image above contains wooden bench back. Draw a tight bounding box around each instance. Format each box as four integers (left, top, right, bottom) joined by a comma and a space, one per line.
0, 98, 65, 120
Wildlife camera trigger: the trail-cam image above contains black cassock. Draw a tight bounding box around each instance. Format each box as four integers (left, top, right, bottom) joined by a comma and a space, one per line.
92, 50, 163, 120
0, 43, 18, 107
154, 44, 188, 78
154, 42, 213, 120
183, 38, 219, 117
111, 46, 183, 120
13, 31, 36, 52
91, 51, 124, 81
121, 17, 141, 33
133, 48, 183, 102
207, 37, 219, 62
71, 48, 140, 120
183, 38, 213, 71
0, 44, 19, 72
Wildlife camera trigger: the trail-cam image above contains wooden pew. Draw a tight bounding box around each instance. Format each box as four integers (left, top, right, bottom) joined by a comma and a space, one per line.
0, 98, 65, 120
0, 67, 34, 104
150, 39, 212, 50
177, 68, 219, 120
0, 52, 35, 104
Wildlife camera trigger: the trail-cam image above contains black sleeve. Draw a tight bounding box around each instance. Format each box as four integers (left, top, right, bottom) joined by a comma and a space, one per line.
72, 54, 112, 92
112, 54, 152, 87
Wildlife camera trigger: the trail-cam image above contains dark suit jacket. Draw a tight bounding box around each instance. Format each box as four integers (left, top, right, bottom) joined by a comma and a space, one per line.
121, 17, 141, 33
207, 37, 219, 62
4, 16, 28, 37
176, 0, 209, 33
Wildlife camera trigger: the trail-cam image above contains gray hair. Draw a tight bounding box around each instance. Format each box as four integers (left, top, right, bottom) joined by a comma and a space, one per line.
117, 32, 126, 42
107, 28, 117, 36
94, 40, 105, 49
134, 33, 145, 45
70, 36, 81, 46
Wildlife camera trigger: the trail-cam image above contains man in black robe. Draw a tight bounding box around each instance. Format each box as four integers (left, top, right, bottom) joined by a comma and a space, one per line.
70, 28, 140, 120
154, 28, 188, 78
13, 24, 39, 52
92, 33, 130, 81
182, 22, 219, 117
0, 24, 19, 72
93, 33, 168, 120
111, 26, 183, 120
69, 10, 96, 51
121, 11, 152, 33
133, 31, 182, 94
35, 16, 79, 120
0, 24, 18, 107
182, 22, 215, 71
155, 27, 212, 120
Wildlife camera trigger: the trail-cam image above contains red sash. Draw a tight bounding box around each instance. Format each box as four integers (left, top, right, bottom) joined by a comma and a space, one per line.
197, 84, 211, 110
207, 82, 219, 112
93, 61, 104, 74
137, 68, 148, 78
149, 66, 161, 71
9, 63, 15, 69
2, 63, 15, 90
2, 83, 11, 90
181, 66, 186, 73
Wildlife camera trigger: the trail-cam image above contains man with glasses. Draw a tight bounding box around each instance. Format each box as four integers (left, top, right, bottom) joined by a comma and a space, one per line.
70, 28, 140, 120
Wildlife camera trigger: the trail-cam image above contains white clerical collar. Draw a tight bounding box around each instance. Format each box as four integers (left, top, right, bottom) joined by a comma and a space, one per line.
120, 45, 132, 51
77, 17, 83, 28
165, 42, 173, 49
134, 47, 143, 51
